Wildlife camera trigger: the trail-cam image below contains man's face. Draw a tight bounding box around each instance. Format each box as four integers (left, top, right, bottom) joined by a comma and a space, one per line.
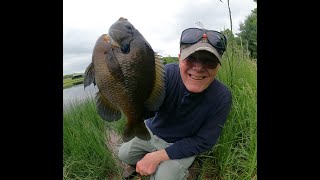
179, 51, 220, 93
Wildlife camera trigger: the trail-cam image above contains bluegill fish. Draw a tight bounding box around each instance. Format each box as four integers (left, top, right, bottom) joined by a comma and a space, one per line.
84, 17, 165, 142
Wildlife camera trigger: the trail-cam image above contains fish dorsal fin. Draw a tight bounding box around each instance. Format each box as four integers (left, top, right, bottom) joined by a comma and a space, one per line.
144, 53, 166, 111
95, 91, 122, 122
83, 62, 96, 88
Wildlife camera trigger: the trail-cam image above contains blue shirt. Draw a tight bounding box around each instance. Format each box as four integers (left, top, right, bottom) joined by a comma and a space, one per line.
146, 63, 232, 159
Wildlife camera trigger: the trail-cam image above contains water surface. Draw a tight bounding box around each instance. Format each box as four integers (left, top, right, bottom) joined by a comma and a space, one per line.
63, 84, 98, 108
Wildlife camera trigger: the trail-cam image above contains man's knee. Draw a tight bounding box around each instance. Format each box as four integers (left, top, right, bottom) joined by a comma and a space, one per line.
153, 160, 189, 180
118, 138, 151, 165
118, 141, 133, 164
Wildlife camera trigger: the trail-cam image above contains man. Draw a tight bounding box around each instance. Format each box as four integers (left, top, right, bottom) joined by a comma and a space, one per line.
118, 27, 232, 180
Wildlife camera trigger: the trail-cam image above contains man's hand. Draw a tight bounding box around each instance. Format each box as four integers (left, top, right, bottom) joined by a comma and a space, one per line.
136, 149, 169, 176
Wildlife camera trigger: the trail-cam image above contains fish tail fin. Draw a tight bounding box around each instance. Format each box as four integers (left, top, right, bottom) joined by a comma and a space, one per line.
122, 122, 151, 142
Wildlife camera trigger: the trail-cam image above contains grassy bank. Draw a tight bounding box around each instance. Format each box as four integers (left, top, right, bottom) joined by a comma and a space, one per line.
63, 77, 84, 89
63, 35, 256, 179
63, 98, 122, 179
196, 36, 257, 179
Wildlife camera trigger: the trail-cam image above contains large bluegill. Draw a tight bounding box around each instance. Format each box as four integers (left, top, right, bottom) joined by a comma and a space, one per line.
84, 17, 165, 142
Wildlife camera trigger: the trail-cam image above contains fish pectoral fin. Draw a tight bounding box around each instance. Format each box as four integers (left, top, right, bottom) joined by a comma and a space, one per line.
122, 122, 151, 142
105, 47, 122, 78
96, 91, 121, 122
144, 54, 166, 111
83, 62, 96, 88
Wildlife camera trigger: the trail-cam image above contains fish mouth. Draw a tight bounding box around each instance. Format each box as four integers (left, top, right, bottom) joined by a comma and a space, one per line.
107, 35, 130, 54
189, 74, 206, 80
107, 35, 120, 48
108, 30, 132, 53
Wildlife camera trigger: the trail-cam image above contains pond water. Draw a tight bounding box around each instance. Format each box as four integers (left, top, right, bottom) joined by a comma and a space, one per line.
63, 83, 98, 108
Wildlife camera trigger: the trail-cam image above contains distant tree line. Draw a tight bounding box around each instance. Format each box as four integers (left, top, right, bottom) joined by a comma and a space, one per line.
162, 56, 179, 64
63, 74, 73, 79
237, 7, 257, 58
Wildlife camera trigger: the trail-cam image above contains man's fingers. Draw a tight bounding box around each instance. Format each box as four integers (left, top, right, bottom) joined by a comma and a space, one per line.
136, 166, 145, 176
138, 172, 147, 176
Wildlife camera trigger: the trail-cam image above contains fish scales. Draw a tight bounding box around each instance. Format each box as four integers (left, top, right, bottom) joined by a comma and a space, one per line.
114, 50, 154, 125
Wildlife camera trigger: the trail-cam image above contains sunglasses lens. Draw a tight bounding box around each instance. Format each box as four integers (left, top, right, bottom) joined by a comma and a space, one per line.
181, 28, 203, 44
207, 31, 226, 50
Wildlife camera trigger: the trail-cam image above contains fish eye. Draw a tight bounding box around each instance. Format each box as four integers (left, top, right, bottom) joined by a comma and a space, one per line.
121, 44, 130, 54
125, 25, 133, 30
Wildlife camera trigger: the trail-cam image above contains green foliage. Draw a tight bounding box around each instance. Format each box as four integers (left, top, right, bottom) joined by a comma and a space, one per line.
221, 29, 234, 39
221, 29, 237, 48
63, 99, 122, 179
162, 56, 178, 65
63, 77, 84, 89
63, 74, 73, 79
237, 8, 257, 59
196, 31, 257, 179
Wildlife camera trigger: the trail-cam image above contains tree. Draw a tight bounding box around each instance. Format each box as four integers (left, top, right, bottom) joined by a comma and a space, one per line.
237, 8, 257, 58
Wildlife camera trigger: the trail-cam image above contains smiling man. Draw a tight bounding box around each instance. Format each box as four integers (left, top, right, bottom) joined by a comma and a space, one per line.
118, 28, 232, 180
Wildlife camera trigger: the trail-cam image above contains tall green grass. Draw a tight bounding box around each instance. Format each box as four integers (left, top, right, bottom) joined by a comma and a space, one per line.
197, 35, 257, 179
63, 98, 122, 179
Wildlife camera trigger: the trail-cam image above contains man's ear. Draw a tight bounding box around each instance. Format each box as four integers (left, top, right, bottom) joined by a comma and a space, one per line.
178, 53, 180, 59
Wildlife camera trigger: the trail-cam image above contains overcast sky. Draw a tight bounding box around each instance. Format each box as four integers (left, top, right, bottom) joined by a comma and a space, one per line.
63, 0, 256, 75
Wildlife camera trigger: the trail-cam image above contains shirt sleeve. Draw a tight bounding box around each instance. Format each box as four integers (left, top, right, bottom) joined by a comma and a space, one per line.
165, 93, 232, 159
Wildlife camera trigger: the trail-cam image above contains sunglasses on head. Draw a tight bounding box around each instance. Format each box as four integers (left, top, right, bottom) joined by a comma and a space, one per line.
180, 28, 227, 54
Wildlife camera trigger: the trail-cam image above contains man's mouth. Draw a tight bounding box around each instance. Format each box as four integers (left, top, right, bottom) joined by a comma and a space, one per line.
189, 74, 206, 80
